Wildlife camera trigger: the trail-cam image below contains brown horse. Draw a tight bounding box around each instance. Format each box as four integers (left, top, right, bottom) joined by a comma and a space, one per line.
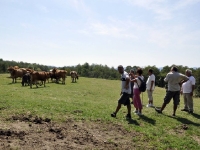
70, 71, 79, 83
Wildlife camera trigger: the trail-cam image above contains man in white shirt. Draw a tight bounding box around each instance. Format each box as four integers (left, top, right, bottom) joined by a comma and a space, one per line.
111, 65, 132, 119
146, 69, 155, 107
181, 69, 196, 114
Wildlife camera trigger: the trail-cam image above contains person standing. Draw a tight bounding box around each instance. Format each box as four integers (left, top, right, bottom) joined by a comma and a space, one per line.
111, 65, 132, 119
155, 66, 188, 116
131, 68, 144, 116
146, 69, 155, 107
129, 69, 135, 103
181, 69, 196, 114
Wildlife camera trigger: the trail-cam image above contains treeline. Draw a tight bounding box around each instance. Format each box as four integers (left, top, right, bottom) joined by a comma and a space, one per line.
0, 58, 200, 97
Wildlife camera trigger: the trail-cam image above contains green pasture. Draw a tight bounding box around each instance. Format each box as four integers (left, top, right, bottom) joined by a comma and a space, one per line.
0, 74, 200, 149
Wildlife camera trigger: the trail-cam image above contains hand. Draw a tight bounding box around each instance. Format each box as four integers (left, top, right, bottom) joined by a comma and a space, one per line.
190, 92, 193, 96
180, 90, 183, 95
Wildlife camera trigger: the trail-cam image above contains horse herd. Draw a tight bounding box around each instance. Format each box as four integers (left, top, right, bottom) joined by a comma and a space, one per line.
7, 66, 79, 88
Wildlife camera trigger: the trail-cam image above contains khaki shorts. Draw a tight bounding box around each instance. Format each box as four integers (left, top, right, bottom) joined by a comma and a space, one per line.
147, 90, 153, 100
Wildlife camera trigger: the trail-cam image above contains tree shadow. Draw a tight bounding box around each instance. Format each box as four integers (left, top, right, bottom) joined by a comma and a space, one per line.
126, 118, 140, 126
137, 115, 156, 125
167, 115, 200, 127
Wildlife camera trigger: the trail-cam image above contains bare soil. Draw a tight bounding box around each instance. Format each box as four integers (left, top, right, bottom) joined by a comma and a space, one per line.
0, 114, 141, 150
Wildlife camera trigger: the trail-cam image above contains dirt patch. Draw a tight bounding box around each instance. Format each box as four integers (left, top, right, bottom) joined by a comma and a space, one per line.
168, 124, 188, 136
0, 115, 143, 150
193, 136, 200, 145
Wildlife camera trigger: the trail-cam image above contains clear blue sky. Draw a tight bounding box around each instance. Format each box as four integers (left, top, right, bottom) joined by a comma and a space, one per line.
1, 0, 200, 68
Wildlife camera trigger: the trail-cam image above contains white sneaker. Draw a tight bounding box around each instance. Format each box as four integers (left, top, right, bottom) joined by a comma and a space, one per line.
137, 112, 143, 116
146, 104, 153, 107
146, 104, 150, 107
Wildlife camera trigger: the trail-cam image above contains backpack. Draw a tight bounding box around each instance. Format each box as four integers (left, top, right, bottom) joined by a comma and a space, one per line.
136, 77, 146, 92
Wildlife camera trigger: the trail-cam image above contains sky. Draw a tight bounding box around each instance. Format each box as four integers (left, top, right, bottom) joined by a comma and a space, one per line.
0, 0, 200, 68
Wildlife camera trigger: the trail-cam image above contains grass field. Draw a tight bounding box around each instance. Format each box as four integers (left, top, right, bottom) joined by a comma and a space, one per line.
0, 74, 200, 149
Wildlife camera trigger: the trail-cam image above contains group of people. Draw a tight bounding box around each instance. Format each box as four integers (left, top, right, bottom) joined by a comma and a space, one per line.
111, 65, 196, 119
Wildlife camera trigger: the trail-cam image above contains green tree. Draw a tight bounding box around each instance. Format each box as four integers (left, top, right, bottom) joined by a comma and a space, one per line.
193, 68, 200, 97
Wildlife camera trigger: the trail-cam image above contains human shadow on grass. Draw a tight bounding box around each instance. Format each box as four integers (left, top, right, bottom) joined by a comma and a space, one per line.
126, 118, 140, 126
167, 115, 200, 127
110, 116, 140, 126
190, 113, 200, 119
137, 115, 156, 125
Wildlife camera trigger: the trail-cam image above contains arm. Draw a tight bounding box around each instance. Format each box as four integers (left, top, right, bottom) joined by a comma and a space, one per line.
181, 74, 189, 82
125, 77, 130, 89
150, 81, 154, 92
179, 80, 186, 94
180, 85, 183, 95
190, 77, 196, 96
164, 74, 169, 82
150, 75, 155, 92
130, 78, 137, 83
191, 85, 195, 96
180, 75, 188, 95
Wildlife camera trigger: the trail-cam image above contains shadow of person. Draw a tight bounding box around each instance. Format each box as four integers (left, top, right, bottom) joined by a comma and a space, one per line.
126, 118, 140, 126
167, 115, 200, 127
138, 115, 156, 125
190, 113, 200, 119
